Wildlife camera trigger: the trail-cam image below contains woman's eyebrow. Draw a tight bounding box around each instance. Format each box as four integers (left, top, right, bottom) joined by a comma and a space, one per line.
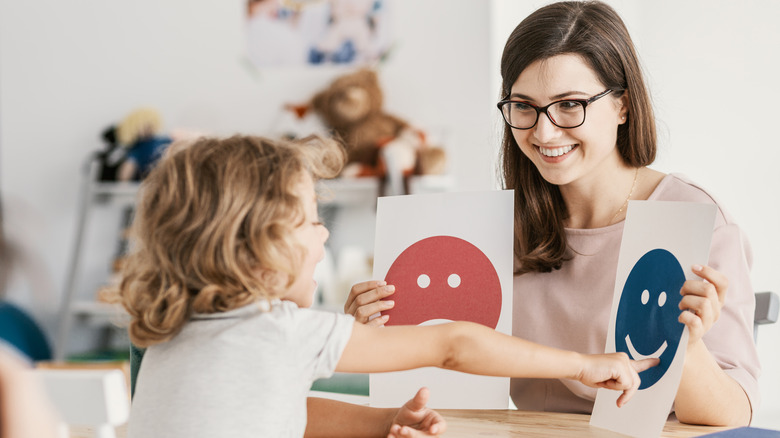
509, 90, 588, 101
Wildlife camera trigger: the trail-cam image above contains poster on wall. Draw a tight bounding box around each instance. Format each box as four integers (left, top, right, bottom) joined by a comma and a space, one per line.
246, 0, 393, 68
369, 190, 514, 409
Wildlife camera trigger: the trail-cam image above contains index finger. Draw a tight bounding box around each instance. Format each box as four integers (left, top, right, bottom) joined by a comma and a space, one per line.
631, 358, 659, 373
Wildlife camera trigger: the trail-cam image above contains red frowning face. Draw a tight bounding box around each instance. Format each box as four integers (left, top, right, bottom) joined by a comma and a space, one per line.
383, 235, 502, 329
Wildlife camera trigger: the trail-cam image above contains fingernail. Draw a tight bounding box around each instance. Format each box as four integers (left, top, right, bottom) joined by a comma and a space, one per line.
377, 280, 387, 286
385, 300, 394, 308
692, 264, 703, 271
386, 285, 395, 292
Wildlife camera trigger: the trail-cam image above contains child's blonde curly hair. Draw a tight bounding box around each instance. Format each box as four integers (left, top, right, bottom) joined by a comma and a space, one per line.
118, 135, 345, 347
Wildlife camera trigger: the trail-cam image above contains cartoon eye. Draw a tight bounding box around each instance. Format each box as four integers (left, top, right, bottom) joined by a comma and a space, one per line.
641, 289, 649, 305
447, 273, 461, 288
658, 291, 667, 307
417, 274, 431, 289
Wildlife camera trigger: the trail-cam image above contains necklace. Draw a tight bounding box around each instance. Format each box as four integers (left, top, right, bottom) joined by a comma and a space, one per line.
608, 167, 639, 226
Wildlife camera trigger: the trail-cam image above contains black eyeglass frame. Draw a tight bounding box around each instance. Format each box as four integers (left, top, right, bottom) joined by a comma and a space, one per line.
497, 88, 621, 130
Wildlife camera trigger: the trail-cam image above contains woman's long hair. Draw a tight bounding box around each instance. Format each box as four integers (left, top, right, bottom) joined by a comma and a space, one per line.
498, 1, 656, 274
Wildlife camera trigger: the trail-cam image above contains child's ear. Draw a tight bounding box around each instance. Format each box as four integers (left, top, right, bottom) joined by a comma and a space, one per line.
255, 268, 288, 295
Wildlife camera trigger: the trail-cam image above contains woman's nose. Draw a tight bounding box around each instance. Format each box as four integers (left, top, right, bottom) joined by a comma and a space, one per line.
533, 111, 562, 143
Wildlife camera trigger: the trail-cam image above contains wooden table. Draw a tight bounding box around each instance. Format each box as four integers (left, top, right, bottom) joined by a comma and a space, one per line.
70, 410, 730, 437
438, 410, 731, 437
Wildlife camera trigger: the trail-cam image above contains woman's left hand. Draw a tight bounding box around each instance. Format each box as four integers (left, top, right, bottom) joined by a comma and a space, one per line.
679, 264, 728, 346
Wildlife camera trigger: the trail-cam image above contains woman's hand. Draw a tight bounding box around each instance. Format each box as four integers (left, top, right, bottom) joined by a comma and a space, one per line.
387, 387, 446, 438
344, 280, 395, 326
678, 265, 728, 347
576, 353, 658, 407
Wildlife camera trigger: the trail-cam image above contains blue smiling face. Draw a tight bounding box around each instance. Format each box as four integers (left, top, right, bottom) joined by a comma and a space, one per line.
615, 248, 686, 389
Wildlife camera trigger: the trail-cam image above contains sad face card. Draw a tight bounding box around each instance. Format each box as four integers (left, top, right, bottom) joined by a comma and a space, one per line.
369, 190, 514, 409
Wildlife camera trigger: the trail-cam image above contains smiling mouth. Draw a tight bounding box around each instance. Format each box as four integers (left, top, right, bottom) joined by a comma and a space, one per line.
537, 145, 576, 157
625, 334, 667, 360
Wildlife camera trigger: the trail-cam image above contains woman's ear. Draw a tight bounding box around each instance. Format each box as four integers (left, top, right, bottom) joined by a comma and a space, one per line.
618, 90, 629, 125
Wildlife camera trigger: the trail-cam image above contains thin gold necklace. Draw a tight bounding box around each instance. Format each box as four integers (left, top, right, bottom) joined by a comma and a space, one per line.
608, 167, 639, 226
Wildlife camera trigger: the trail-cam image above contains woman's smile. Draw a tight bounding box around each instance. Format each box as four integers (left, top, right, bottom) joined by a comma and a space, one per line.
536, 144, 578, 162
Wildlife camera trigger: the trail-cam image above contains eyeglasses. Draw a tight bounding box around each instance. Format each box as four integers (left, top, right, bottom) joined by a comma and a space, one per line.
497, 89, 619, 130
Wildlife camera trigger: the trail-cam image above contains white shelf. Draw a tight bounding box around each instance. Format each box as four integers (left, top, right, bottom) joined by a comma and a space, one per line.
71, 301, 129, 327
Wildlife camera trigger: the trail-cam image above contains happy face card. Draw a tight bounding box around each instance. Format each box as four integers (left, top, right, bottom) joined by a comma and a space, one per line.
590, 200, 717, 438
369, 190, 514, 409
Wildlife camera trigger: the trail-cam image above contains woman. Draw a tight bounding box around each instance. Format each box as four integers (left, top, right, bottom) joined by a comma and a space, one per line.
345, 1, 759, 426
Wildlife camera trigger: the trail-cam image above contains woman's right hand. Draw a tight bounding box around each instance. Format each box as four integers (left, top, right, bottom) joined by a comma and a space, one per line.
576, 353, 658, 407
344, 280, 395, 325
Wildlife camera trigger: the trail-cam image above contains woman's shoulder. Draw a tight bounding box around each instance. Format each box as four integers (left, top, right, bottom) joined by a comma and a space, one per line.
648, 173, 735, 226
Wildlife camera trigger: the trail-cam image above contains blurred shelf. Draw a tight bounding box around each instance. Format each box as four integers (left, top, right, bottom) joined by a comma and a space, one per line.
71, 301, 129, 327
90, 182, 141, 204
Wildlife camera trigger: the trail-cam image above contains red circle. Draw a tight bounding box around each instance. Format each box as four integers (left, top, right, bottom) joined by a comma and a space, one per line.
383, 235, 502, 328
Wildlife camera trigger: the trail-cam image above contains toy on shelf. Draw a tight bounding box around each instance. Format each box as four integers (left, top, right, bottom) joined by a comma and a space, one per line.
304, 68, 446, 195
92, 126, 127, 182
116, 108, 172, 182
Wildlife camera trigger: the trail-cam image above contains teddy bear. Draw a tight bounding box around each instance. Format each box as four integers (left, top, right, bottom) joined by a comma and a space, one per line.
309, 68, 446, 194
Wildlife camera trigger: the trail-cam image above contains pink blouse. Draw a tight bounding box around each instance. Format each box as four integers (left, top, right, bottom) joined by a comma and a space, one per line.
510, 173, 761, 414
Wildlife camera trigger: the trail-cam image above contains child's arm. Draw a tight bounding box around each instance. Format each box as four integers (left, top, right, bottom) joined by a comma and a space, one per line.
305, 387, 445, 438
337, 321, 657, 407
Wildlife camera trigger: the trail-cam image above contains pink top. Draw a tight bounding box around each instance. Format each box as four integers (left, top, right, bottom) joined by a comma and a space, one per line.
510, 173, 761, 414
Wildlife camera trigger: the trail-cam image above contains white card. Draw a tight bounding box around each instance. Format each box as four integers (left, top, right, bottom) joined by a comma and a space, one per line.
369, 190, 514, 409
591, 200, 717, 437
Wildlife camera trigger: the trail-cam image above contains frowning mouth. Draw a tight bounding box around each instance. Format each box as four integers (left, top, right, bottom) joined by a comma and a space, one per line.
625, 334, 667, 360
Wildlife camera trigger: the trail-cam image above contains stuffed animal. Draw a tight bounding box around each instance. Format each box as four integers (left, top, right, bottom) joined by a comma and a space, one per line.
310, 68, 446, 194
116, 108, 172, 181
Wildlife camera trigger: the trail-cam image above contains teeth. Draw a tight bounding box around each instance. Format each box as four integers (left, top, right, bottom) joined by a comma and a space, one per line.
539, 145, 574, 157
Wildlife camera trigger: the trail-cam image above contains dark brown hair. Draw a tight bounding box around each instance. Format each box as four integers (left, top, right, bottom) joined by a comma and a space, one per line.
117, 135, 345, 347
498, 1, 656, 274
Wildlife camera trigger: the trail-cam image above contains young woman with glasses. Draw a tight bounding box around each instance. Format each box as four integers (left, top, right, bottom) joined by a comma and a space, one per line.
345, 0, 759, 427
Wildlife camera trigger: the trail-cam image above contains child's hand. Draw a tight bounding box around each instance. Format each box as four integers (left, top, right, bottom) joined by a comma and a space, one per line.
387, 387, 446, 438
576, 353, 658, 407
344, 280, 395, 326
679, 265, 727, 347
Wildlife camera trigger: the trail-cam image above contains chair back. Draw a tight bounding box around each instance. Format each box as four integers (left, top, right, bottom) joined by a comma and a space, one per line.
754, 291, 779, 342
36, 368, 129, 438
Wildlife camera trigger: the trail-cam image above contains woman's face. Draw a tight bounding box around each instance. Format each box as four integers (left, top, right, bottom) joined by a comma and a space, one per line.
509, 54, 628, 187
285, 172, 329, 308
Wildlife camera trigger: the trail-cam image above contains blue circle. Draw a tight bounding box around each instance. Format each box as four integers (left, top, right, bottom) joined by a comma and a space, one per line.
615, 249, 685, 389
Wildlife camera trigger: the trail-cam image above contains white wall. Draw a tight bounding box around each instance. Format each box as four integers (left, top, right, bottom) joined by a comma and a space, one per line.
0, 0, 493, 339
492, 0, 780, 429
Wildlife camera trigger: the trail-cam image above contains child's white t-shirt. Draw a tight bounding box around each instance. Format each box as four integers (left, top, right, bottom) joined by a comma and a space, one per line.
128, 300, 355, 438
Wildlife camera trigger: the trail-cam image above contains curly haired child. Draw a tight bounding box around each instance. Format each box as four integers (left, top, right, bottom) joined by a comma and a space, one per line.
118, 134, 655, 438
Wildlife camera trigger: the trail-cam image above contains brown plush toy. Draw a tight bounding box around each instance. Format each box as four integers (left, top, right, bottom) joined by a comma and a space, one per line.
311, 69, 446, 193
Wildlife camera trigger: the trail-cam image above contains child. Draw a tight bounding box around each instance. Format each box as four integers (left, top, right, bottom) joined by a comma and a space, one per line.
118, 135, 655, 438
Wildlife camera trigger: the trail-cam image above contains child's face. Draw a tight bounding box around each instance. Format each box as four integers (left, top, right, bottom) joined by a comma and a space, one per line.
285, 172, 329, 308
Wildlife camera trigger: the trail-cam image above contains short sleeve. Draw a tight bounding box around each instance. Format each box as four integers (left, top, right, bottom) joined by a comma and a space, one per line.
289, 307, 355, 382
